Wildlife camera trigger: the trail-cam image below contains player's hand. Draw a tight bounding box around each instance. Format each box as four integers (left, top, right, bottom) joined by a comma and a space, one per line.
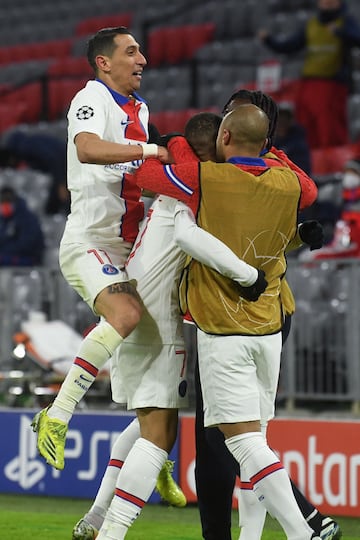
157, 146, 172, 163
236, 269, 268, 302
299, 220, 324, 251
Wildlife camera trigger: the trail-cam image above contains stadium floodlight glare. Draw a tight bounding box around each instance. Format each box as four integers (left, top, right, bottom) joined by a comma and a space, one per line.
12, 343, 26, 359
8, 386, 23, 396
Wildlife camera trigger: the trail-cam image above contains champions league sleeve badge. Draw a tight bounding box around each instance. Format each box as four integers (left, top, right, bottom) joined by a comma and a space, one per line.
76, 105, 95, 120
102, 264, 120, 275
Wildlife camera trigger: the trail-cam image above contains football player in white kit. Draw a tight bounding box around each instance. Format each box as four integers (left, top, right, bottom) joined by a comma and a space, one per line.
31, 26, 170, 470
134, 105, 323, 540
73, 113, 266, 540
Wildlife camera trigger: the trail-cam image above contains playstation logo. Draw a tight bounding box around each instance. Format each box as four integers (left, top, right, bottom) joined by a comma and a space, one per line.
4, 415, 46, 489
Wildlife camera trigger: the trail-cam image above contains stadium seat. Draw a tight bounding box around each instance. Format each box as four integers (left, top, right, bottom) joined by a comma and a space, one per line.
150, 109, 202, 134
75, 13, 133, 36
311, 148, 331, 176
48, 56, 92, 77
163, 26, 187, 65
48, 78, 87, 120
147, 27, 168, 67
0, 39, 72, 66
148, 23, 215, 67
311, 144, 360, 176
183, 23, 215, 60
1, 82, 43, 124
0, 104, 27, 132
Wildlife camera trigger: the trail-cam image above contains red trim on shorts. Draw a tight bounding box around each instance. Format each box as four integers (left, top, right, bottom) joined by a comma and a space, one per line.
240, 480, 253, 490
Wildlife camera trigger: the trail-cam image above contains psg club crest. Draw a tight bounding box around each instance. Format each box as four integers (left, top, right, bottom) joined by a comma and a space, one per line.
102, 264, 120, 275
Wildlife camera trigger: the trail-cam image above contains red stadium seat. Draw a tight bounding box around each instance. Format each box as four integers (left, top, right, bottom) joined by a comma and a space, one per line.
149, 111, 168, 134
147, 28, 168, 67
311, 144, 360, 176
48, 57, 92, 77
0, 39, 72, 66
0, 103, 28, 132
75, 14, 132, 36
311, 148, 331, 176
1, 83, 43, 123
183, 23, 216, 60
148, 23, 215, 67
151, 108, 215, 135
328, 145, 358, 172
48, 78, 88, 120
163, 26, 187, 65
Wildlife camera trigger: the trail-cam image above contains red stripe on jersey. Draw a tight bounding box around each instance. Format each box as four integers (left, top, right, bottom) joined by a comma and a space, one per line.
117, 99, 146, 242
115, 488, 146, 508
74, 357, 99, 377
251, 461, 284, 486
108, 458, 124, 469
126, 207, 154, 265
121, 100, 147, 142
120, 172, 144, 243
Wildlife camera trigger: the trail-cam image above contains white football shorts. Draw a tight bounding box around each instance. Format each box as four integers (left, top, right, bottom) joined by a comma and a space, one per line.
111, 341, 189, 409
109, 195, 189, 409
59, 241, 132, 313
197, 329, 282, 428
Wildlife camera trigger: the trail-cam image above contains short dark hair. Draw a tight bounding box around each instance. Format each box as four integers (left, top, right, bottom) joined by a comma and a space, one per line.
87, 26, 131, 73
222, 89, 279, 151
185, 112, 222, 162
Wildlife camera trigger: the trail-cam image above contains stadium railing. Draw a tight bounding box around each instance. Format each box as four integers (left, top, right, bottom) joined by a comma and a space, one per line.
1, 259, 360, 413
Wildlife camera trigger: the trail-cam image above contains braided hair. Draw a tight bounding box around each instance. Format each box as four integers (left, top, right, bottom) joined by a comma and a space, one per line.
222, 89, 279, 151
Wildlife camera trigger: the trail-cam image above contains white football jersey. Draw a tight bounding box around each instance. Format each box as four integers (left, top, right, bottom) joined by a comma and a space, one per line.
125, 195, 187, 345
62, 80, 149, 247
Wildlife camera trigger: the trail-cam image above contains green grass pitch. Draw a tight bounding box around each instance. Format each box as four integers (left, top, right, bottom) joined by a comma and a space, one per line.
1, 494, 360, 539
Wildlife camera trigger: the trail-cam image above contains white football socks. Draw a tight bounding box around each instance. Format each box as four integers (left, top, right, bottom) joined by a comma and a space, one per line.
84, 418, 141, 531
97, 437, 168, 540
48, 321, 123, 421
237, 475, 266, 540
226, 432, 314, 540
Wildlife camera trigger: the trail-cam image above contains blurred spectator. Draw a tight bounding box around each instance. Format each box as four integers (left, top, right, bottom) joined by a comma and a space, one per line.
258, 0, 360, 149
0, 186, 45, 266
274, 101, 312, 175
342, 157, 360, 209
304, 158, 360, 258
0, 130, 69, 215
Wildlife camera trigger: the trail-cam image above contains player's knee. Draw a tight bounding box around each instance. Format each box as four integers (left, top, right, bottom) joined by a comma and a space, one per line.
111, 298, 142, 337
138, 410, 178, 452
143, 430, 177, 453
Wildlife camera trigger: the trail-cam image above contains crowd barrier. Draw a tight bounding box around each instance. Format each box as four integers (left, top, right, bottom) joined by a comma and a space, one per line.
1, 258, 360, 411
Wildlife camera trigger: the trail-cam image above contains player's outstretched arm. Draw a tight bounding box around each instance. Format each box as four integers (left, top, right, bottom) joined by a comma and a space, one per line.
173, 202, 267, 301
174, 201, 257, 286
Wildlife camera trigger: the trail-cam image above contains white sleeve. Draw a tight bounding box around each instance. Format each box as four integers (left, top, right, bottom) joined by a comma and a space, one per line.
173, 202, 258, 286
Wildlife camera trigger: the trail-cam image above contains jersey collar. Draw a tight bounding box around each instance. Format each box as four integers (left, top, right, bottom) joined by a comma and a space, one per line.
227, 156, 266, 166
95, 79, 146, 105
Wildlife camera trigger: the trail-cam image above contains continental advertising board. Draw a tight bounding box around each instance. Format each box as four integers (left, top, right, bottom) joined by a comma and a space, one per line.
179, 416, 360, 517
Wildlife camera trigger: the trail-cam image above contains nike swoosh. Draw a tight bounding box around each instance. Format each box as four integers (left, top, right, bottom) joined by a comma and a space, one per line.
79, 374, 92, 382
121, 120, 134, 126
